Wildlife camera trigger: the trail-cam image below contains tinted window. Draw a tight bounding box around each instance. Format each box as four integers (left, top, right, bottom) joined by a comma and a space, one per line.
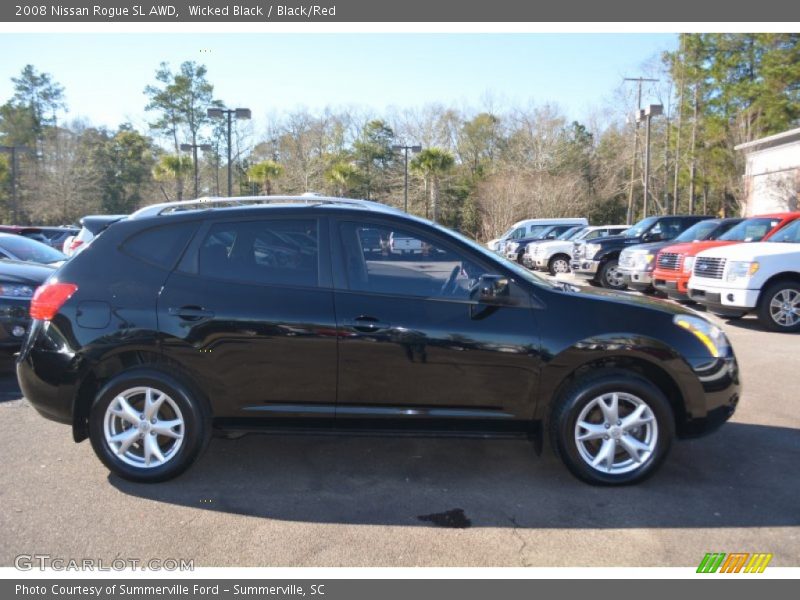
674, 220, 720, 242
123, 222, 198, 269
719, 218, 782, 242
196, 219, 318, 287
624, 216, 659, 237
339, 222, 483, 299
768, 219, 800, 243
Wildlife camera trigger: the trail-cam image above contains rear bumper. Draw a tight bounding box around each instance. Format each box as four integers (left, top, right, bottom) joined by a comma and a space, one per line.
16, 321, 77, 426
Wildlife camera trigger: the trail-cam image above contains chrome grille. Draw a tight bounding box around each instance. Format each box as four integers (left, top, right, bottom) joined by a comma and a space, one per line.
694, 257, 726, 279
657, 252, 681, 271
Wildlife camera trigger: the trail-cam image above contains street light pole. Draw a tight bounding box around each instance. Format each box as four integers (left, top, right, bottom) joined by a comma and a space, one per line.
623, 77, 659, 224
207, 107, 251, 197
635, 104, 663, 219
391, 144, 422, 213
180, 142, 213, 199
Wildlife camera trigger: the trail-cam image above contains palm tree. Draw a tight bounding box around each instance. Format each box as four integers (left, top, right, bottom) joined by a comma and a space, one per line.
325, 162, 361, 197
247, 160, 284, 196
410, 148, 455, 222
152, 154, 193, 201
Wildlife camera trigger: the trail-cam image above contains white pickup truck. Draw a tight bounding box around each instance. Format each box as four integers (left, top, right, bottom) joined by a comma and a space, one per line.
688, 218, 800, 332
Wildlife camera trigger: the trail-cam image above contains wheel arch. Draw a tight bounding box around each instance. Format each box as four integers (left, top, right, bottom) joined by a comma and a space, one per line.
536, 341, 692, 436
72, 349, 208, 442
757, 271, 800, 305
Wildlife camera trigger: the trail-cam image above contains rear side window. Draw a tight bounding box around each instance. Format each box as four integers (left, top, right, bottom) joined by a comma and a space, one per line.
122, 222, 198, 269
194, 219, 318, 287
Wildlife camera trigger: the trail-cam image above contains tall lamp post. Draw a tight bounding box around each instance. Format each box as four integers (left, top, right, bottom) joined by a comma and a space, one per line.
635, 104, 663, 218
180, 142, 213, 199
207, 107, 251, 196
0, 145, 31, 224
391, 143, 422, 213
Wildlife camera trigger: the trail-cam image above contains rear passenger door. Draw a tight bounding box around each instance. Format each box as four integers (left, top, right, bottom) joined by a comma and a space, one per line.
158, 216, 338, 418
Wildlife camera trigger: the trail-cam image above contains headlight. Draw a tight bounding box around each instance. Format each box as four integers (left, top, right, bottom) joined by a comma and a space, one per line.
682, 256, 695, 273
634, 253, 656, 271
585, 243, 602, 259
0, 284, 35, 299
726, 261, 759, 282
673, 315, 730, 358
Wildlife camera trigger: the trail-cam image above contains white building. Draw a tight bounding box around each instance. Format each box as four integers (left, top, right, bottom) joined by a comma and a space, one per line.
735, 127, 800, 216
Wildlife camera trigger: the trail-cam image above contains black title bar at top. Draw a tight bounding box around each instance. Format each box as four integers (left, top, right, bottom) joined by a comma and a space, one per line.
2, 0, 800, 22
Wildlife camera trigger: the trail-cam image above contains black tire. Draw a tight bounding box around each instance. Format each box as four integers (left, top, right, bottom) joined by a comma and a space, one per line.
548, 254, 572, 276
599, 259, 627, 290
89, 367, 210, 483
549, 369, 674, 485
757, 280, 800, 333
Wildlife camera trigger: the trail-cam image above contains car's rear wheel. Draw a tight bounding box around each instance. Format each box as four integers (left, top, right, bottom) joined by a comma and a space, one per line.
548, 254, 571, 276
599, 259, 626, 290
550, 370, 674, 485
89, 368, 210, 482
757, 281, 800, 333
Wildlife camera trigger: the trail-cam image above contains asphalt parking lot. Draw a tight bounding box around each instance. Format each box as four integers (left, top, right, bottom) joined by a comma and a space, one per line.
0, 292, 798, 568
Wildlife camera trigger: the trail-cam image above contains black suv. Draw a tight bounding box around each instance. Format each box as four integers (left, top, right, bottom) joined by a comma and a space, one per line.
18, 197, 740, 485
571, 215, 712, 290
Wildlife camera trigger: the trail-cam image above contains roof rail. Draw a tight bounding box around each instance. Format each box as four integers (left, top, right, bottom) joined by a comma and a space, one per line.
129, 195, 403, 219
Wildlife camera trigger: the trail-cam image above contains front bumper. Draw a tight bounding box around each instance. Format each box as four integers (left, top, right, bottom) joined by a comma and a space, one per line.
688, 280, 759, 316
620, 268, 654, 290
680, 352, 741, 437
0, 300, 33, 355
570, 259, 600, 278
653, 272, 690, 300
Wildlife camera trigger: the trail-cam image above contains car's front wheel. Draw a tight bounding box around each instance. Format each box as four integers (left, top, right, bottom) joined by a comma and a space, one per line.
599, 259, 627, 290
757, 281, 800, 333
89, 368, 210, 483
550, 370, 674, 485
548, 254, 571, 276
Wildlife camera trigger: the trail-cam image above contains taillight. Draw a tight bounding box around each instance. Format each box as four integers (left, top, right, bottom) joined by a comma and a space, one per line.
30, 283, 78, 321
68, 239, 83, 252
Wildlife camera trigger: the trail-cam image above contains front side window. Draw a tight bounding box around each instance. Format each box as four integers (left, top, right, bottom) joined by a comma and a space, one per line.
194, 219, 318, 287
339, 222, 484, 299
767, 219, 800, 243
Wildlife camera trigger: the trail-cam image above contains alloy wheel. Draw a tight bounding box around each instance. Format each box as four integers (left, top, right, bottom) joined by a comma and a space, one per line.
103, 386, 185, 469
574, 392, 658, 474
769, 289, 800, 328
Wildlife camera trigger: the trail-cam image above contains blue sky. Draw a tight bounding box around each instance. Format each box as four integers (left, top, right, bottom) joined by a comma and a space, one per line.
0, 33, 676, 130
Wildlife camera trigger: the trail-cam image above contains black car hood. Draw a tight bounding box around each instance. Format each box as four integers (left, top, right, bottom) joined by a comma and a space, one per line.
0, 259, 56, 285
564, 281, 696, 318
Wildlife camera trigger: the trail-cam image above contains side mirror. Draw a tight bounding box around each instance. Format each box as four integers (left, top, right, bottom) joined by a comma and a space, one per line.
473, 274, 512, 305
643, 231, 663, 242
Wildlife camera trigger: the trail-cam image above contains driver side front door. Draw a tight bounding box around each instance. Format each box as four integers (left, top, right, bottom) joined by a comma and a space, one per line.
332, 219, 542, 421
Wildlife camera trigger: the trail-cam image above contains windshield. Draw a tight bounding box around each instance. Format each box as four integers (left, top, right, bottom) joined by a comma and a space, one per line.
674, 220, 720, 242
718, 217, 781, 242
0, 235, 66, 264
767, 219, 800, 243
624, 216, 659, 238
557, 226, 583, 241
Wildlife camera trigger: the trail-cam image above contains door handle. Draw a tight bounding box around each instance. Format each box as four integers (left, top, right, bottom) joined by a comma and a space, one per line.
350, 315, 390, 332
168, 306, 215, 321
